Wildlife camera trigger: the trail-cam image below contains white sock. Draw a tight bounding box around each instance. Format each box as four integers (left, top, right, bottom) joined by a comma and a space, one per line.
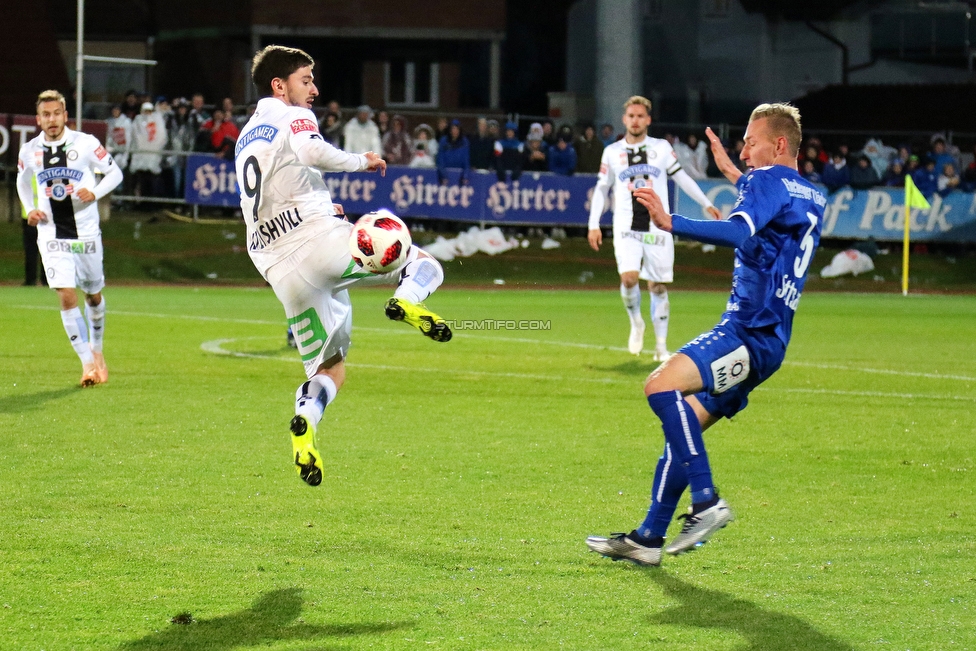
61, 308, 94, 365
295, 374, 338, 427
651, 290, 670, 349
620, 283, 642, 326
393, 252, 444, 304
86, 298, 106, 353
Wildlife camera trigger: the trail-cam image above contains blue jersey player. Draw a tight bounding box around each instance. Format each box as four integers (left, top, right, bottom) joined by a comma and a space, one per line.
586, 103, 826, 566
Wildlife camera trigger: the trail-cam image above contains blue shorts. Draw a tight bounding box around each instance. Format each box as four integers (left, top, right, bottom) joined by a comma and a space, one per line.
679, 319, 786, 419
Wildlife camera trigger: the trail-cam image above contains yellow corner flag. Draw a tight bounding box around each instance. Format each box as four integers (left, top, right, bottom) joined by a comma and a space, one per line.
902, 175, 931, 296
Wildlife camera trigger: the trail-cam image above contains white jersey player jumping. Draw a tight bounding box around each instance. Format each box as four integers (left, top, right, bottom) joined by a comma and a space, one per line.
16, 90, 123, 387
588, 96, 720, 360
236, 45, 452, 487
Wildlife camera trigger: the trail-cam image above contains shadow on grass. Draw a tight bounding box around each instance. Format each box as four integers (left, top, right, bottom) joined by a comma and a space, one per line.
649, 572, 855, 651
586, 358, 659, 377
120, 587, 412, 651
0, 387, 77, 413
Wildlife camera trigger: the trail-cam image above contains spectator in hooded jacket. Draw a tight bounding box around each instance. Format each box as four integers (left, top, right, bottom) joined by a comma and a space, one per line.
382, 114, 412, 166
130, 102, 168, 199
343, 105, 382, 154
522, 130, 548, 172
410, 124, 438, 169
548, 132, 577, 176
437, 119, 471, 185
849, 155, 880, 190
821, 152, 850, 192
494, 121, 523, 182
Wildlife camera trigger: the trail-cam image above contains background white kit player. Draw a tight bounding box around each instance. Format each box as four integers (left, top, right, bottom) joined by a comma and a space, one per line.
588, 96, 721, 361
16, 90, 123, 387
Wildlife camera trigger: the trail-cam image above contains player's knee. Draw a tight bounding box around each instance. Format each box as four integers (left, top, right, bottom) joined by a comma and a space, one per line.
620, 274, 639, 289
318, 356, 346, 390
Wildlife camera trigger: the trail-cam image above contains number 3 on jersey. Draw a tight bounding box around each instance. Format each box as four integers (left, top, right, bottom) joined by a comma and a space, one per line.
793, 211, 818, 278
242, 155, 262, 223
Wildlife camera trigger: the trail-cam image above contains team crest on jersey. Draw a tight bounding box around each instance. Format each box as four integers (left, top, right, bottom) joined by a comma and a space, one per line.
67, 149, 79, 161
648, 150, 657, 159
49, 184, 70, 201
290, 118, 317, 134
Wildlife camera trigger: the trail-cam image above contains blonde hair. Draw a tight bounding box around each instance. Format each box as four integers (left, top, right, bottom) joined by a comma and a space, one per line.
622, 95, 652, 115
36, 90, 66, 110
749, 102, 802, 156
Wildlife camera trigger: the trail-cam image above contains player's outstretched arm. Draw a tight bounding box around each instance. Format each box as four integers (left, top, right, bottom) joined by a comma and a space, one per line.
705, 127, 743, 185
363, 151, 387, 176
671, 168, 722, 220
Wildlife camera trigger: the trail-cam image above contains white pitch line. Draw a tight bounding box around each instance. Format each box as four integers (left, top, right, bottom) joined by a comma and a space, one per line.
782, 360, 976, 383
10, 303, 970, 382
200, 337, 976, 402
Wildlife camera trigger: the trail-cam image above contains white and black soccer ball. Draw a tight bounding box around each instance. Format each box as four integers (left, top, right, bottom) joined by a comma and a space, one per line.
348, 209, 412, 273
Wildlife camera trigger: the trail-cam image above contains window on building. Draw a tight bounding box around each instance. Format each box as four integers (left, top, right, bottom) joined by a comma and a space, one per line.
384, 61, 439, 108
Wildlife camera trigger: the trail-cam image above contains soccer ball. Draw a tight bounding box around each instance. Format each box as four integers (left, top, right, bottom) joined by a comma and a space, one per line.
348, 209, 412, 273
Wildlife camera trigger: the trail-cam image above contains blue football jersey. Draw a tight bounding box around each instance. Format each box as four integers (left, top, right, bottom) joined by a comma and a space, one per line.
724, 165, 826, 345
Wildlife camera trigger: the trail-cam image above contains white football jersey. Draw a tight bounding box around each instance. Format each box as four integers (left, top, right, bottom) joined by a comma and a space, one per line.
235, 97, 368, 277
589, 136, 681, 234
17, 127, 120, 243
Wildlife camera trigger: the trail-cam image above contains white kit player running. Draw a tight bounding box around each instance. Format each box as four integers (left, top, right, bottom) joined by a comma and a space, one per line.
588, 96, 720, 360
237, 45, 452, 487
16, 90, 123, 387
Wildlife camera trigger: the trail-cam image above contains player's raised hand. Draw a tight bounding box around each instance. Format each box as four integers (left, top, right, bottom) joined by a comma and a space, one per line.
704, 127, 743, 185
26, 209, 47, 227
632, 187, 673, 232
587, 228, 602, 251
363, 152, 387, 176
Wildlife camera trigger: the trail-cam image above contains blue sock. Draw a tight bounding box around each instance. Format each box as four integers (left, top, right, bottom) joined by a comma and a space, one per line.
636, 443, 688, 540
647, 390, 715, 505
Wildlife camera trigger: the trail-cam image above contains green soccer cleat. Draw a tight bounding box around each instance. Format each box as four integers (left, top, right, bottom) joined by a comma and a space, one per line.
384, 297, 452, 342
290, 415, 323, 486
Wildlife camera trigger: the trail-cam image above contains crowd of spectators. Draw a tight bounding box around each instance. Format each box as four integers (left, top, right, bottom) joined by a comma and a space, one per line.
106, 89, 251, 200
790, 133, 967, 199
102, 88, 971, 201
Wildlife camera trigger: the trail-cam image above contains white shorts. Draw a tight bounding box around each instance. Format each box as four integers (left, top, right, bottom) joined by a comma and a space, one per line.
265, 220, 409, 379
40, 237, 105, 294
612, 229, 674, 283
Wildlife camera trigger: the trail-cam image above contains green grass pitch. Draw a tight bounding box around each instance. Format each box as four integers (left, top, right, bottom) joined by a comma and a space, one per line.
0, 284, 973, 650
